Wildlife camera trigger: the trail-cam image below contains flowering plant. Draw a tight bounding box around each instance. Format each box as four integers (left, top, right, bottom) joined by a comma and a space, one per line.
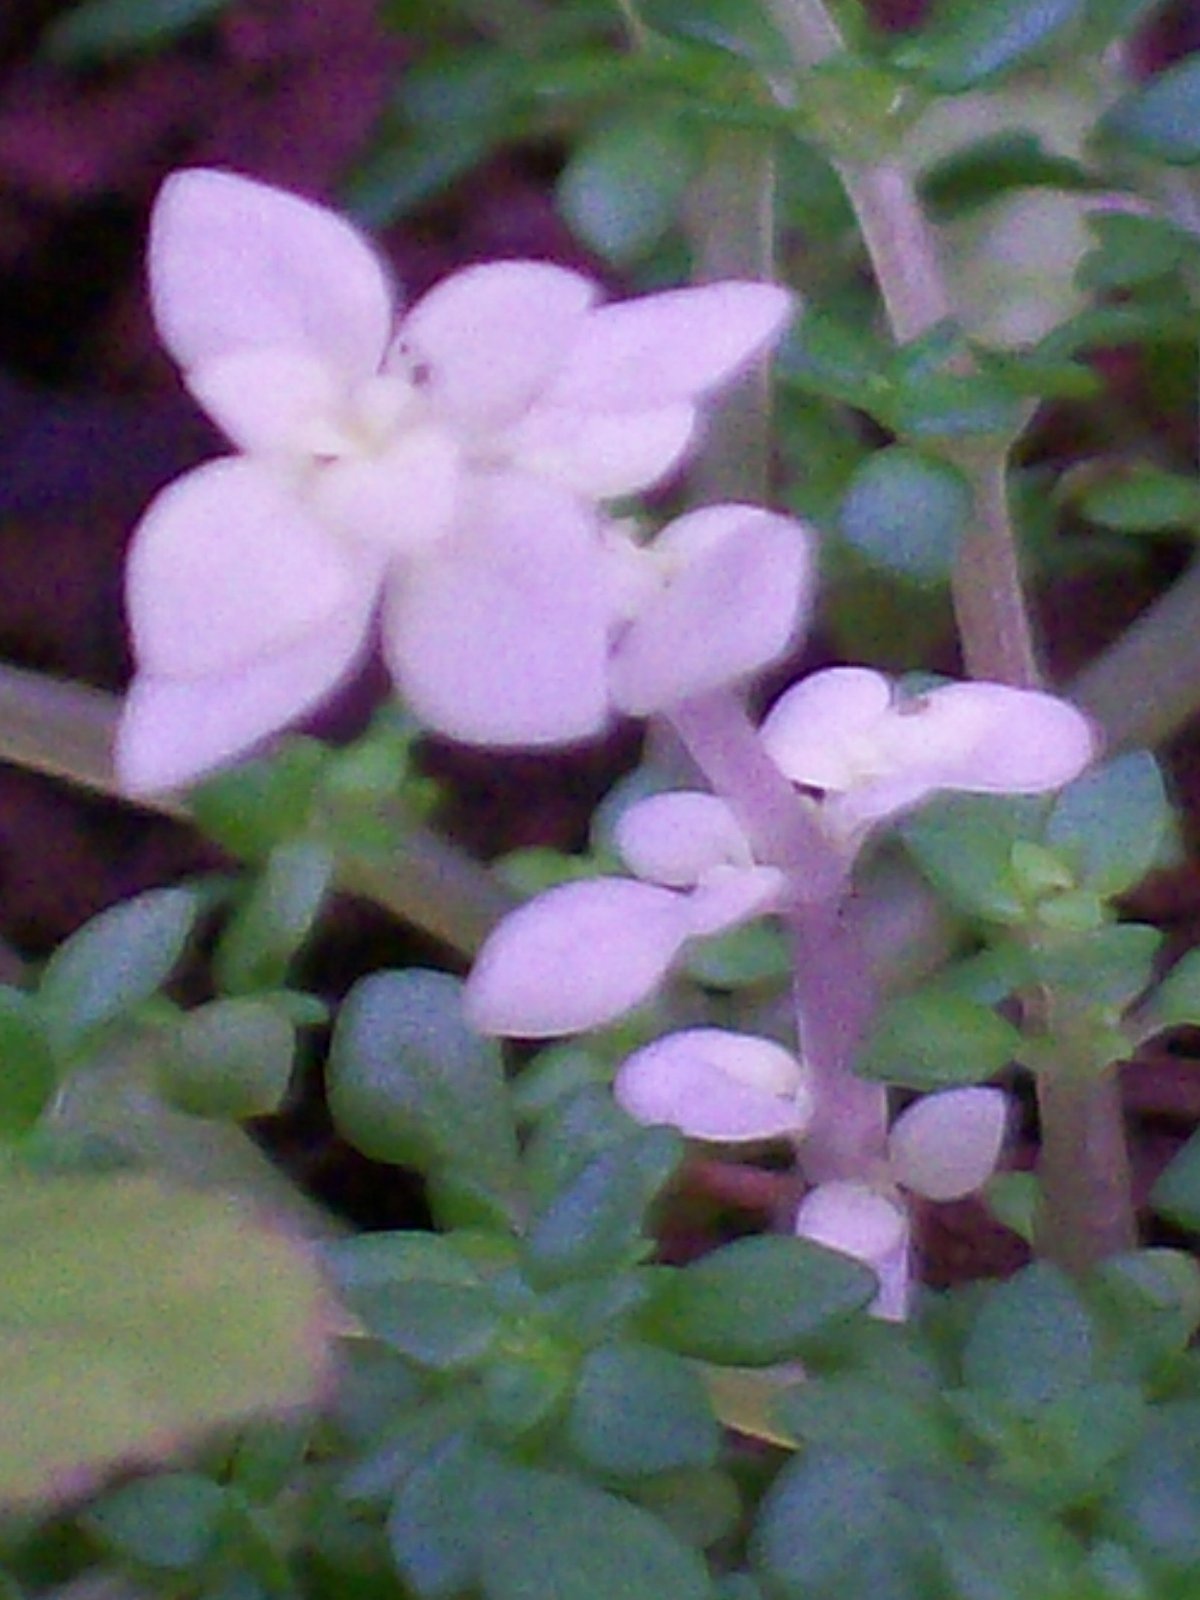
7, 2, 1200, 1598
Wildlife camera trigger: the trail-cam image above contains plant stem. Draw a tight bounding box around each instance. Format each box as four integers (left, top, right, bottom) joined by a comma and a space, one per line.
1035, 1061, 1137, 1276
950, 446, 1041, 687
0, 662, 513, 956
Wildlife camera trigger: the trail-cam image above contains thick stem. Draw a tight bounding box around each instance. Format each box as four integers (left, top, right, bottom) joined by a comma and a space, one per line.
950, 448, 1042, 688
1035, 1062, 1137, 1276
0, 662, 513, 956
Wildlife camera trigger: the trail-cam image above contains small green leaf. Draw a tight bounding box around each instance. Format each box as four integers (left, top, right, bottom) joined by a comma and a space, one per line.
1144, 948, 1200, 1035
962, 1262, 1096, 1413
1152, 1127, 1200, 1232
1045, 751, 1171, 897
524, 1125, 683, 1286
857, 988, 1022, 1090
0, 1173, 333, 1506
839, 446, 970, 583
777, 1374, 951, 1469
388, 1432, 488, 1599
355, 1281, 504, 1370
158, 999, 295, 1121
478, 1461, 713, 1600
1079, 212, 1200, 292
44, 0, 232, 61
641, 1236, 874, 1366
1116, 1402, 1200, 1568
567, 1343, 719, 1477
557, 112, 699, 264
87, 1473, 228, 1570
214, 840, 333, 996
327, 971, 519, 1209
1105, 53, 1200, 165
39, 889, 200, 1056
1028, 923, 1161, 1010
683, 921, 791, 988
0, 988, 57, 1137
1077, 464, 1200, 533
902, 792, 1044, 921
896, 0, 1085, 92
189, 739, 325, 860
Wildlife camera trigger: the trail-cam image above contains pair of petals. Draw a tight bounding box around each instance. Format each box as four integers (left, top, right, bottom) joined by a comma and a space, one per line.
796, 1088, 1008, 1319
464, 792, 781, 1038
760, 667, 1098, 843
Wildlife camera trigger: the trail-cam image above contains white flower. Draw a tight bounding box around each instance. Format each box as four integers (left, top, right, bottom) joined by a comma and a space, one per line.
796, 1087, 1008, 1320
615, 1028, 815, 1144
464, 791, 783, 1037
116, 168, 793, 792
760, 667, 1098, 851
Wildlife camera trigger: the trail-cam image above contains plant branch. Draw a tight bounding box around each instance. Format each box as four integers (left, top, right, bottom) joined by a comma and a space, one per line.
0, 662, 513, 956
1035, 1060, 1137, 1276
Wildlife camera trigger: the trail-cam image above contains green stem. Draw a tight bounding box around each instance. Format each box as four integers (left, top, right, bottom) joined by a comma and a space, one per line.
0, 662, 513, 956
1034, 1060, 1137, 1277
949, 445, 1041, 688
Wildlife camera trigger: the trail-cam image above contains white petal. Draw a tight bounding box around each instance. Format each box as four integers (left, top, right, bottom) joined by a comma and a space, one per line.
309, 428, 461, 553
894, 682, 1098, 793
888, 1087, 1008, 1201
795, 1181, 911, 1320
385, 473, 611, 746
615, 1028, 814, 1143
684, 865, 785, 938
126, 458, 369, 679
150, 169, 393, 379
115, 596, 375, 795
546, 281, 794, 410
615, 791, 754, 887
501, 403, 697, 497
760, 668, 893, 790
187, 347, 346, 455
394, 260, 598, 432
464, 879, 690, 1037
610, 507, 814, 715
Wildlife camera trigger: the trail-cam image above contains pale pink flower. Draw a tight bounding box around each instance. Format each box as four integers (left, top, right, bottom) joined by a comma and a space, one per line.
796, 1087, 1008, 1319
464, 791, 782, 1037
760, 667, 1098, 850
615, 1028, 816, 1144
116, 168, 793, 792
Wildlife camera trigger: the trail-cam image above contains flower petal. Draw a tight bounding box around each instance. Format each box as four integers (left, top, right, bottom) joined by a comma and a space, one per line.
892, 682, 1098, 793
888, 1087, 1008, 1201
546, 281, 793, 410
760, 668, 893, 790
395, 260, 598, 433
126, 458, 370, 679
464, 879, 690, 1037
501, 402, 697, 497
116, 597, 375, 795
610, 507, 814, 715
794, 1181, 911, 1321
310, 427, 462, 554
150, 168, 393, 379
186, 347, 346, 455
615, 791, 754, 887
385, 473, 611, 746
685, 866, 785, 938
616, 1028, 814, 1143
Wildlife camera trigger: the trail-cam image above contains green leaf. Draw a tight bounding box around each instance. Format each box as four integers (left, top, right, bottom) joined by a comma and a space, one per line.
1104, 53, 1200, 165
156, 998, 295, 1121
1115, 1402, 1200, 1568
1045, 751, 1171, 897
478, 1461, 713, 1600
0, 988, 57, 1137
1079, 212, 1200, 292
0, 1173, 332, 1506
895, 0, 1085, 92
522, 1084, 636, 1205
524, 1125, 683, 1286
87, 1473, 228, 1570
557, 112, 699, 264
567, 1343, 719, 1477
1076, 465, 1200, 533
777, 1374, 951, 1469
189, 739, 325, 860
683, 921, 791, 987
39, 888, 200, 1056
640, 1236, 874, 1366
511, 1046, 612, 1123
918, 1482, 1084, 1599
327, 970, 519, 1210
962, 1262, 1096, 1414
1152, 1127, 1200, 1232
902, 794, 1045, 922
752, 1449, 913, 1599
857, 988, 1023, 1089
839, 446, 970, 583
354, 1281, 504, 1370
43, 0, 232, 61
214, 840, 333, 996
388, 1432, 489, 1599
1144, 948, 1200, 1036
1027, 923, 1161, 1010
